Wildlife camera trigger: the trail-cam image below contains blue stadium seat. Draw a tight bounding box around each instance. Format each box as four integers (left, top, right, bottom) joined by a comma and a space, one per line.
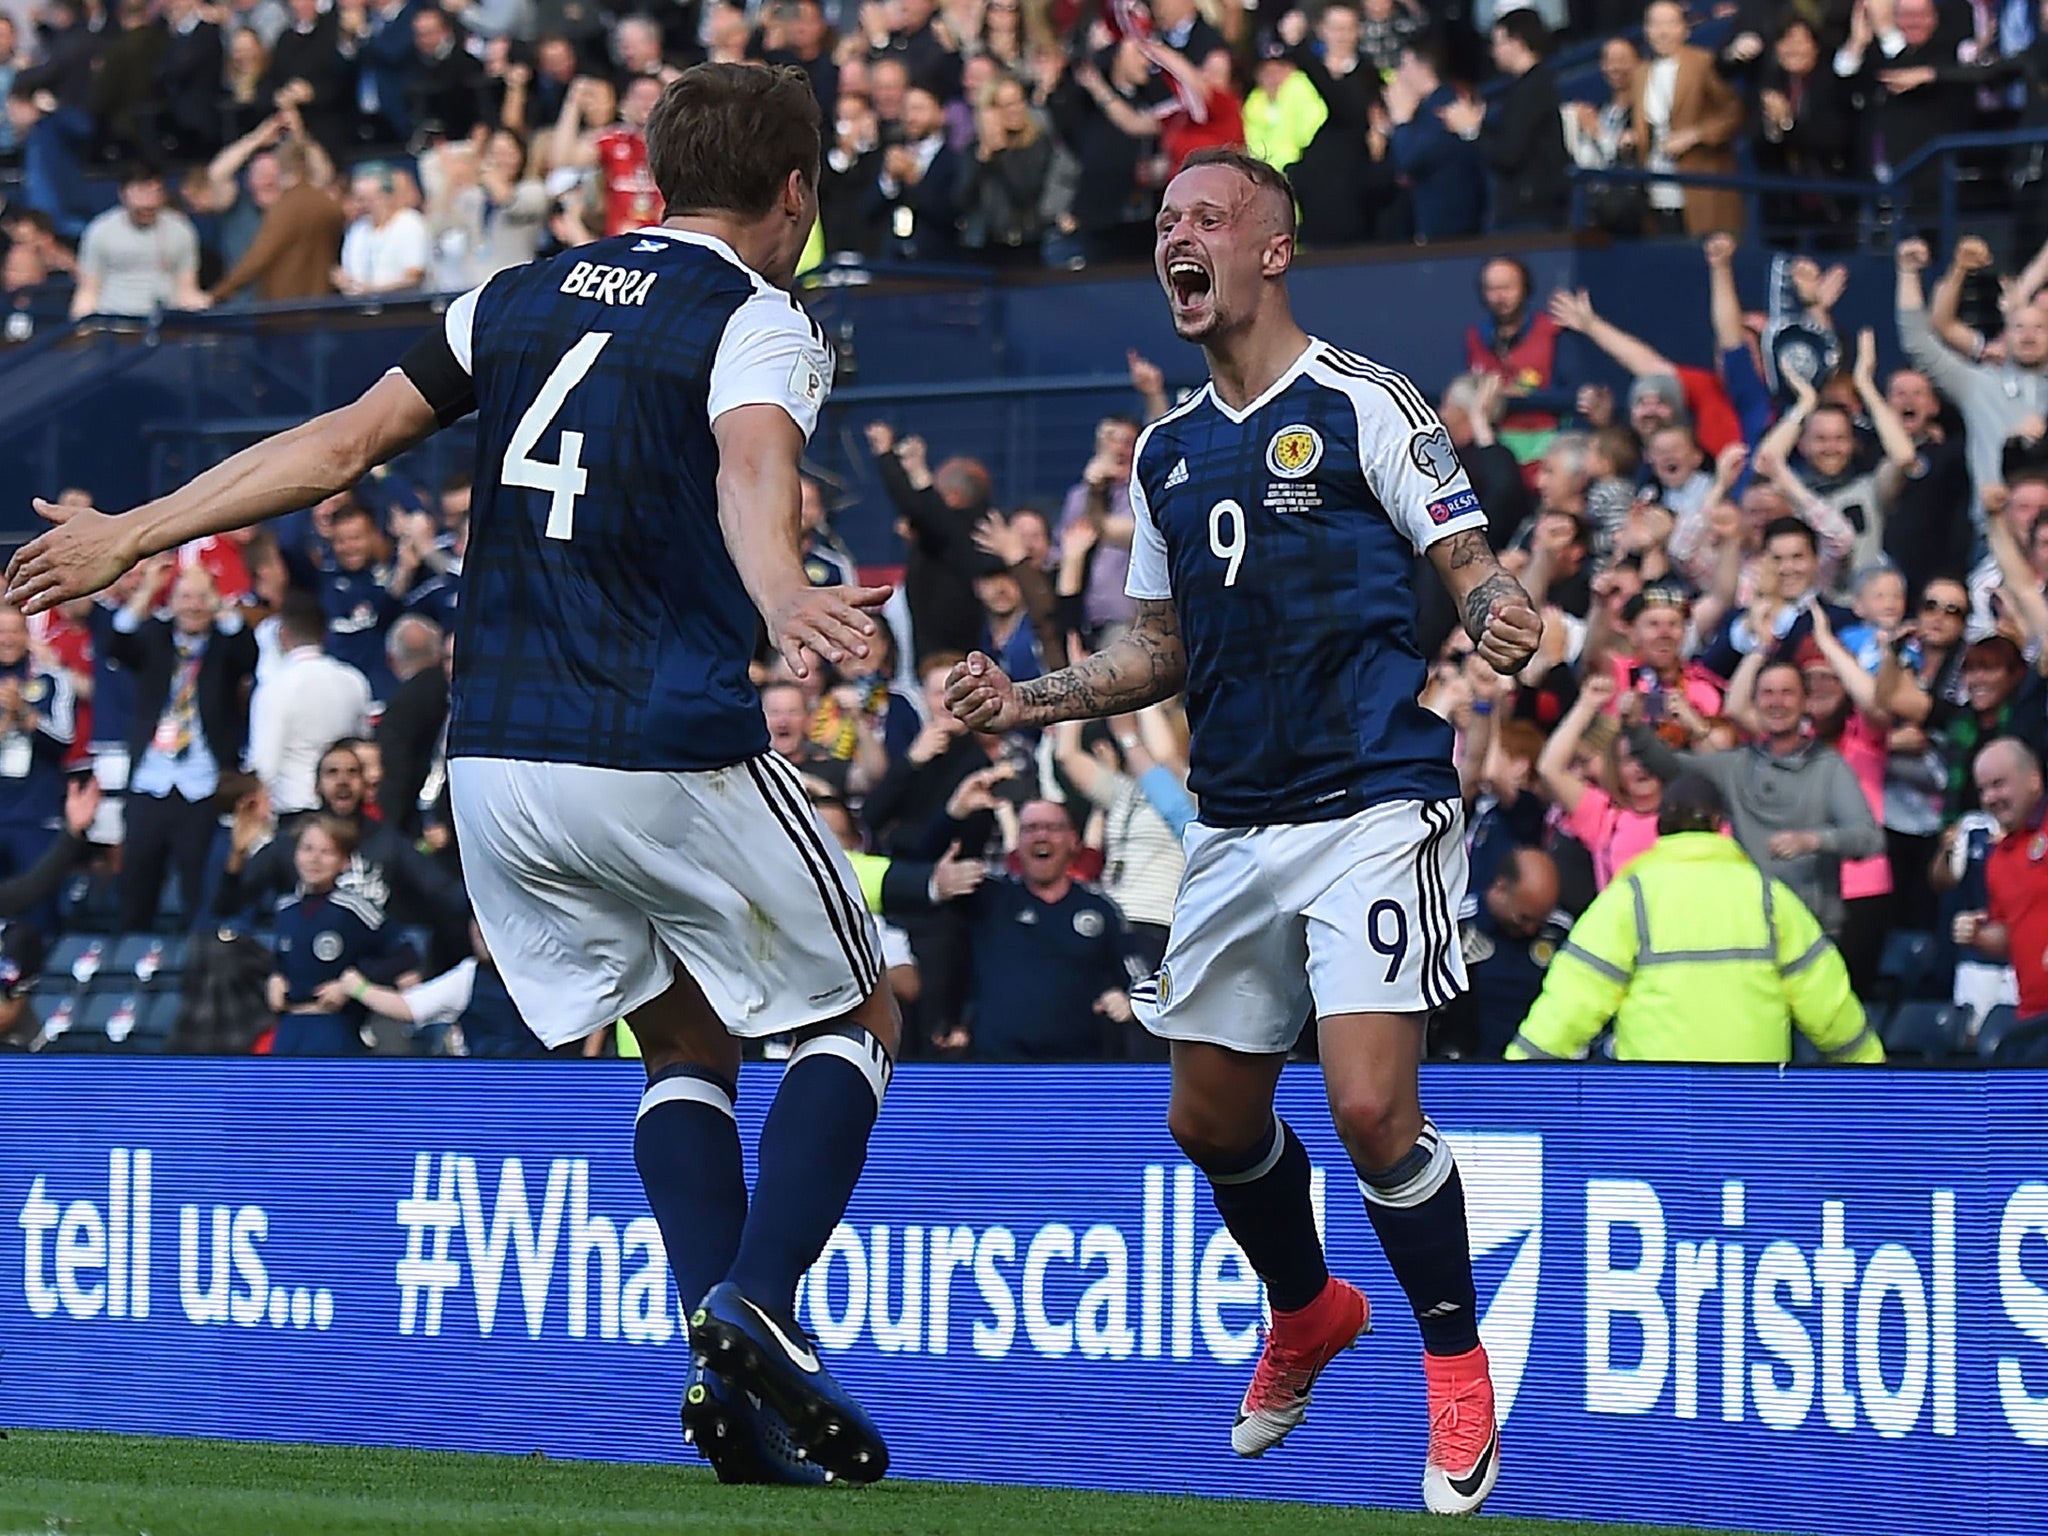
1976, 1004, 2030, 1063
1880, 1001, 1970, 1062
1877, 930, 1943, 1002
46, 934, 114, 989
125, 993, 181, 1054
40, 994, 109, 1052
78, 991, 155, 1050
1989, 1013, 2048, 1065
31, 992, 84, 1049
109, 933, 189, 987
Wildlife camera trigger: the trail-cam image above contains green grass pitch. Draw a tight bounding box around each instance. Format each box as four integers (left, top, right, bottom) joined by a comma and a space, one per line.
0, 1431, 1786, 1536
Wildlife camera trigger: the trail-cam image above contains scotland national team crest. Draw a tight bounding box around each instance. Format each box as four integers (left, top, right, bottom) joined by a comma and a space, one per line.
1265, 424, 1322, 479
1073, 910, 1104, 938
312, 933, 344, 963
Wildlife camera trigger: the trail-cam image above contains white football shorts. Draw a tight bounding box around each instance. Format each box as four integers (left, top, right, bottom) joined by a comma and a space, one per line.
450, 753, 882, 1048
1130, 798, 1469, 1054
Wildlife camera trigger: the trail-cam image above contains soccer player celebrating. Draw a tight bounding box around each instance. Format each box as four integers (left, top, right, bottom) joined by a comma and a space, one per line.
947, 149, 1540, 1515
8, 66, 898, 1489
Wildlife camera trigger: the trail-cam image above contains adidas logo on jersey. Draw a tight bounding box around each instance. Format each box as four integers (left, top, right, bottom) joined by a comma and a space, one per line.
1164, 458, 1190, 489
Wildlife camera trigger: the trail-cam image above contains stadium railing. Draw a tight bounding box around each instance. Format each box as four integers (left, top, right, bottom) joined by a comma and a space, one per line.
1568, 126, 2048, 255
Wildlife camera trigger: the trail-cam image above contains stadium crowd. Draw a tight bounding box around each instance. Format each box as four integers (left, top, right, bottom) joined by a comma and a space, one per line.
2, 0, 2047, 1064
1, 0, 2045, 337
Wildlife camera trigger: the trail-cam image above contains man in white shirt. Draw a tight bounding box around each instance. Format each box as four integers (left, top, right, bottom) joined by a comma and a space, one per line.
248, 592, 371, 813
71, 168, 211, 319
334, 166, 430, 296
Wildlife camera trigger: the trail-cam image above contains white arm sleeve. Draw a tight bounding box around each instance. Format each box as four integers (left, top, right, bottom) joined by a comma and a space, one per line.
1123, 458, 1173, 600
1353, 379, 1491, 554
399, 958, 479, 1028
443, 283, 482, 373
708, 292, 834, 440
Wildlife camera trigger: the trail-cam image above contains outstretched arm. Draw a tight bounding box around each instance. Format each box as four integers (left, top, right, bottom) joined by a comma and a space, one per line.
1549, 288, 1677, 379
7, 369, 440, 612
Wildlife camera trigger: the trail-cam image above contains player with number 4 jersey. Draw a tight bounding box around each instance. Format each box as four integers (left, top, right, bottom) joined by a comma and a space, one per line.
6, 65, 904, 1490
946, 149, 1542, 1515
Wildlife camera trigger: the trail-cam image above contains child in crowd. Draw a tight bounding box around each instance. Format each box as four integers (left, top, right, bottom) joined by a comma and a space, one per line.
265, 816, 403, 1055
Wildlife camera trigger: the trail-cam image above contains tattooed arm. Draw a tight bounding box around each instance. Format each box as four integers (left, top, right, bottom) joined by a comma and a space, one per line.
1427, 527, 1544, 676
945, 598, 1187, 730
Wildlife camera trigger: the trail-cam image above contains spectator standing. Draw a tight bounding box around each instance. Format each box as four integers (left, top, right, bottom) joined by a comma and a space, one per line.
1538, 673, 1667, 890
318, 499, 411, 699
1563, 37, 1640, 219
1752, 17, 1856, 235
1896, 238, 2048, 520
958, 71, 1057, 266
822, 90, 887, 259
1386, 39, 1485, 242
1356, 0, 1426, 73
221, 28, 276, 148
71, 168, 211, 321
868, 84, 961, 263
1627, 658, 1884, 935
1464, 257, 1563, 441
953, 797, 1137, 1059
1280, 3, 1399, 248
1058, 414, 1141, 644
265, 815, 404, 1055
211, 136, 347, 302
335, 165, 431, 297
1051, 717, 1186, 978
1243, 36, 1327, 175
339, 0, 430, 143
108, 563, 259, 932
1507, 775, 1880, 1063
264, 0, 355, 158
1048, 40, 1161, 266
0, 604, 75, 935
1832, 0, 1971, 222
248, 595, 372, 816
1147, 0, 1228, 67
218, 740, 464, 941
1439, 846, 1567, 1057
1958, 738, 2048, 1021
406, 6, 486, 139
155, 0, 226, 162
763, 678, 852, 799
1875, 365, 1973, 591
374, 615, 447, 835
868, 424, 988, 663
1440, 10, 1569, 234
94, 0, 170, 165
1631, 0, 1745, 237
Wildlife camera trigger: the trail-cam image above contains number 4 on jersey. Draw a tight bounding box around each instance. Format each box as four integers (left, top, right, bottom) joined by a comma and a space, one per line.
502, 332, 613, 541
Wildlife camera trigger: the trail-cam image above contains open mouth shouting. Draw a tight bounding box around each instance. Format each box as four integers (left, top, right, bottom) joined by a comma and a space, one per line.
1164, 252, 1215, 327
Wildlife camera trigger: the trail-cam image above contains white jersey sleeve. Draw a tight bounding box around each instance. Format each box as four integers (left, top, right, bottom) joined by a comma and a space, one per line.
443, 283, 482, 373
400, 957, 481, 1029
1124, 438, 1174, 600
1343, 362, 1490, 554
708, 291, 834, 439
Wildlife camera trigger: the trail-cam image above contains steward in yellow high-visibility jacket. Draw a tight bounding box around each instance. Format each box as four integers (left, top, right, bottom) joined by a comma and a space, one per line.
1507, 775, 1884, 1065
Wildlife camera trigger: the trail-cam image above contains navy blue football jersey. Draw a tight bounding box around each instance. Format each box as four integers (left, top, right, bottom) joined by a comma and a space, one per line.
1126, 340, 1489, 826
440, 227, 832, 771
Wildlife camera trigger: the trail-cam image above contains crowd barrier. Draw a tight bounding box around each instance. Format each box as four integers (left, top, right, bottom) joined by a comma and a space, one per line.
3, 1060, 2041, 1535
